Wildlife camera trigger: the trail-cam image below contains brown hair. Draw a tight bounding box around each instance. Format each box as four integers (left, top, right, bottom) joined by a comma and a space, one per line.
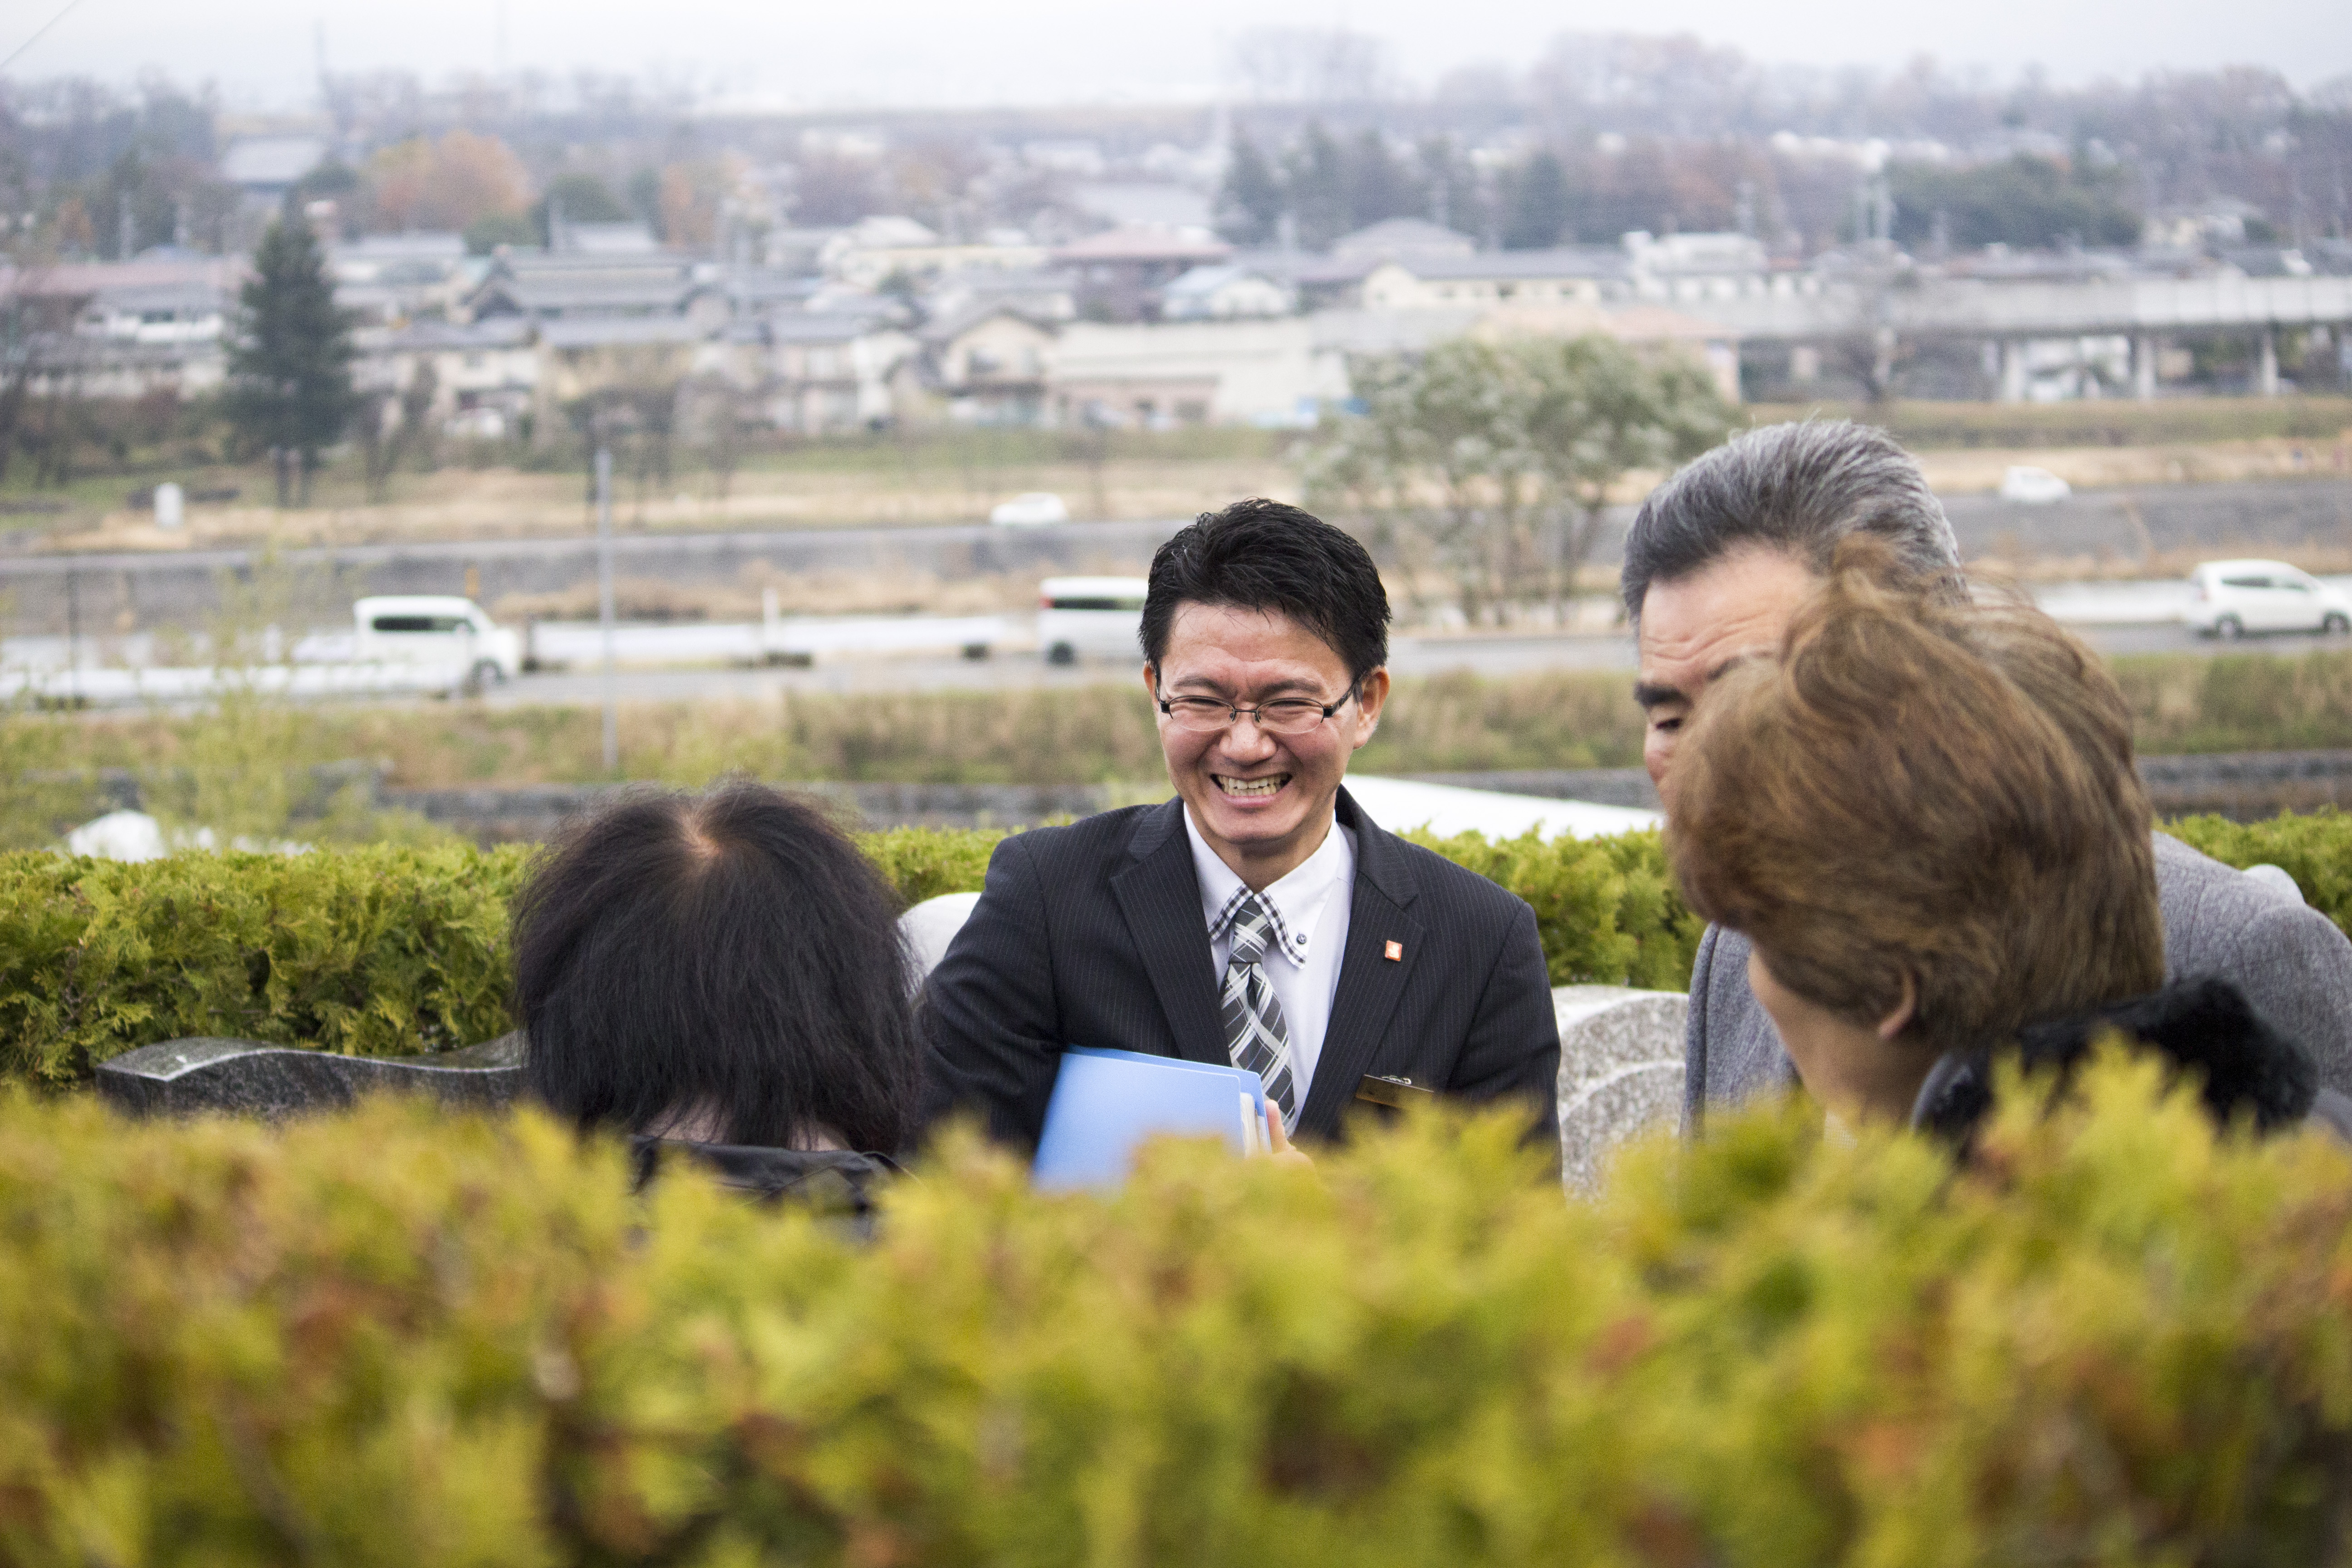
1667, 544, 2164, 1058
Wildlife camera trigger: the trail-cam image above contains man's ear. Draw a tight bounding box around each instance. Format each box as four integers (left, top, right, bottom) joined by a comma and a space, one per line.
1142, 663, 1158, 700
1351, 667, 1391, 750
1876, 970, 1919, 1042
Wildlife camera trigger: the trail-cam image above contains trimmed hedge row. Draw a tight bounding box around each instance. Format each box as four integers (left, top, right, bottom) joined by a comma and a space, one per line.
0, 845, 532, 1088
5, 810, 2347, 1083
3, 1057, 2349, 1564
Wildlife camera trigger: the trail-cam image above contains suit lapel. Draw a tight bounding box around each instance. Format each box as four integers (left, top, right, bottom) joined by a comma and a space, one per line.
1300, 876, 1424, 1134
1299, 788, 1426, 1135
1109, 799, 1228, 1065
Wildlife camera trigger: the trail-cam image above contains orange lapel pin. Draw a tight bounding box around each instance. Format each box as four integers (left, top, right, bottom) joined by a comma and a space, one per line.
1384, 940, 1403, 961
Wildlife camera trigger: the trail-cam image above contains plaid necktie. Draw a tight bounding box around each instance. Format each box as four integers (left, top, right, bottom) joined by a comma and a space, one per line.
1220, 892, 1298, 1129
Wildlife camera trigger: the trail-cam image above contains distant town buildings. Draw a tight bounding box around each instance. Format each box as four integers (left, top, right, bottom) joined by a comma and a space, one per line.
6, 112, 2351, 445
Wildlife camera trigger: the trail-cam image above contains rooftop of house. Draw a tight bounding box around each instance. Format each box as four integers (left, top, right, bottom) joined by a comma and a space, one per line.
723, 271, 825, 308
919, 300, 1059, 345
471, 278, 713, 317
2, 257, 246, 300
370, 318, 535, 352
1621, 230, 1770, 270
537, 315, 715, 350
1162, 263, 1293, 300
27, 336, 221, 370
1223, 249, 1383, 287
1371, 247, 1630, 282
1052, 226, 1232, 265
760, 310, 905, 345
78, 280, 228, 315
1331, 218, 1478, 259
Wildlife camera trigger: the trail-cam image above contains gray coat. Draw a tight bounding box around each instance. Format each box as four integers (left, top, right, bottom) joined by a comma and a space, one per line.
1682, 832, 2352, 1128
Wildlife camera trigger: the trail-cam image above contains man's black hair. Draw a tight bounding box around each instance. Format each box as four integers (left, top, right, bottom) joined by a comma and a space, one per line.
1140, 497, 1391, 682
514, 783, 922, 1154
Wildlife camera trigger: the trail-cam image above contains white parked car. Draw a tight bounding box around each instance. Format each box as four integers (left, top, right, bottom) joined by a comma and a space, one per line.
989, 492, 1071, 527
352, 595, 523, 691
2185, 560, 2352, 639
1037, 576, 1147, 666
1998, 466, 2073, 504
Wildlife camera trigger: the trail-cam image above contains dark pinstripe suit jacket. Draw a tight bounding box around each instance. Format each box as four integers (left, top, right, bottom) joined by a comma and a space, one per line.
919, 787, 1561, 1147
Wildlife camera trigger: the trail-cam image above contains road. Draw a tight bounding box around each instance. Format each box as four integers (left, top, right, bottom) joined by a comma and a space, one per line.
6, 475, 2352, 637
477, 618, 2338, 705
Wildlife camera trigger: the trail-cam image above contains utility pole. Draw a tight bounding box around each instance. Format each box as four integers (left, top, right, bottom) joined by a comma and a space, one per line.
596, 445, 617, 774
64, 568, 81, 700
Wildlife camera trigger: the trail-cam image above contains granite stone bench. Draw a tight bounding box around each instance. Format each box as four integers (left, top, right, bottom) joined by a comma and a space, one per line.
1553, 985, 1688, 1194
95, 1032, 525, 1120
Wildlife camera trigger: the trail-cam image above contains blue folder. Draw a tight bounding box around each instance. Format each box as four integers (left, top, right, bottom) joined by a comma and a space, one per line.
1032, 1046, 1269, 1191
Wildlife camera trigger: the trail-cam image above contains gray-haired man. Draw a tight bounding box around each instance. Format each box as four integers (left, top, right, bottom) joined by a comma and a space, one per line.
1625, 421, 2352, 1124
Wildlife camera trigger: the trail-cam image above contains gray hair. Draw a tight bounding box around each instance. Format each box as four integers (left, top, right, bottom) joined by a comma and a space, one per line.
1619, 421, 1961, 622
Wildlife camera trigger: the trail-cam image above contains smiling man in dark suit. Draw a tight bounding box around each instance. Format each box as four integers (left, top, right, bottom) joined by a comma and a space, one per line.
920, 498, 1561, 1149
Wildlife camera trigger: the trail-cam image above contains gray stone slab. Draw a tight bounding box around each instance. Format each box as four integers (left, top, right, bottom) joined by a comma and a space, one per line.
95, 1031, 525, 1119
1553, 985, 1687, 1194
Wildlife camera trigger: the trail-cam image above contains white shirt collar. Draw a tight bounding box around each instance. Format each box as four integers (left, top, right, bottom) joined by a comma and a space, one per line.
1183, 805, 1356, 969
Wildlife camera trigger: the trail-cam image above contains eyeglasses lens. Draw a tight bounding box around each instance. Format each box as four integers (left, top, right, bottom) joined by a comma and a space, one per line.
1163, 700, 1329, 735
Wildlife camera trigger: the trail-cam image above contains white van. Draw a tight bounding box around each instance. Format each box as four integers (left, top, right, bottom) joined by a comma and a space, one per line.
1998, 466, 2073, 504
1037, 576, 1147, 666
2184, 561, 2352, 639
352, 596, 523, 691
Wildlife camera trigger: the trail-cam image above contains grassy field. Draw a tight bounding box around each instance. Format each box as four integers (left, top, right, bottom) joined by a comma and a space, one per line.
13, 647, 2352, 830
10, 397, 2349, 556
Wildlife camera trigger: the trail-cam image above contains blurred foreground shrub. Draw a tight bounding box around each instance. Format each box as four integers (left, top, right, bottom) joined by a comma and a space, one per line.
1, 1054, 2348, 1565
7, 813, 2347, 1083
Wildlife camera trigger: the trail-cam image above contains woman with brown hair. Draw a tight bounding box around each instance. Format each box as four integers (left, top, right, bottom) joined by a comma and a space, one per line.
1666, 548, 2350, 1143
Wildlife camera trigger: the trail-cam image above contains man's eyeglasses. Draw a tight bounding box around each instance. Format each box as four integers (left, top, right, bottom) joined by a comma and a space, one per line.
1156, 689, 1357, 736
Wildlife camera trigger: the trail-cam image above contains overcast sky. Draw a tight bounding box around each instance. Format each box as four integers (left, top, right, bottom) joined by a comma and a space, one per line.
5, 0, 2347, 111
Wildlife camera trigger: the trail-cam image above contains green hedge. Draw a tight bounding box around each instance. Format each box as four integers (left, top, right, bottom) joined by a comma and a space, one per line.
0, 845, 532, 1088
2, 1056, 2349, 1564
6, 811, 2347, 1084
2167, 811, 2352, 934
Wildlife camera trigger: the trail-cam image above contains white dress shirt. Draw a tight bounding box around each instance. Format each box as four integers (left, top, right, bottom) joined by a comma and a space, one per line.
1184, 807, 1357, 1109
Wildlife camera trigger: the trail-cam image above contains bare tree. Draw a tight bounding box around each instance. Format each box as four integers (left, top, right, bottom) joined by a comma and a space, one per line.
1308, 333, 1731, 626
353, 359, 440, 503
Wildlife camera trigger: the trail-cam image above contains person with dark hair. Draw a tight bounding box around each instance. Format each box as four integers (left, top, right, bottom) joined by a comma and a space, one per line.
1622, 421, 2352, 1130
514, 783, 923, 1205
921, 498, 1561, 1150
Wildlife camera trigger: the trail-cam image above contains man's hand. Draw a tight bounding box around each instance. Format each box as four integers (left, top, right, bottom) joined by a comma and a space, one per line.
1266, 1104, 1313, 1167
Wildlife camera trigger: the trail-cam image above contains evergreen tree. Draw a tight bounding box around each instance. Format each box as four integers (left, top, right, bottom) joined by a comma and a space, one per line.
1343, 129, 1424, 234
1502, 150, 1573, 250
1286, 122, 1351, 250
225, 219, 358, 507
1215, 131, 1287, 245
534, 172, 629, 246
1417, 135, 1485, 239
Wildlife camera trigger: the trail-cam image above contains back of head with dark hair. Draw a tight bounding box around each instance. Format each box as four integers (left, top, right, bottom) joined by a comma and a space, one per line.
1141, 498, 1392, 682
513, 783, 921, 1154
1620, 420, 1962, 622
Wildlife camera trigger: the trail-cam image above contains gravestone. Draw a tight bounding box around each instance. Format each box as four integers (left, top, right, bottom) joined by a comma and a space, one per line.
1553, 985, 1687, 1194
95, 1031, 525, 1119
